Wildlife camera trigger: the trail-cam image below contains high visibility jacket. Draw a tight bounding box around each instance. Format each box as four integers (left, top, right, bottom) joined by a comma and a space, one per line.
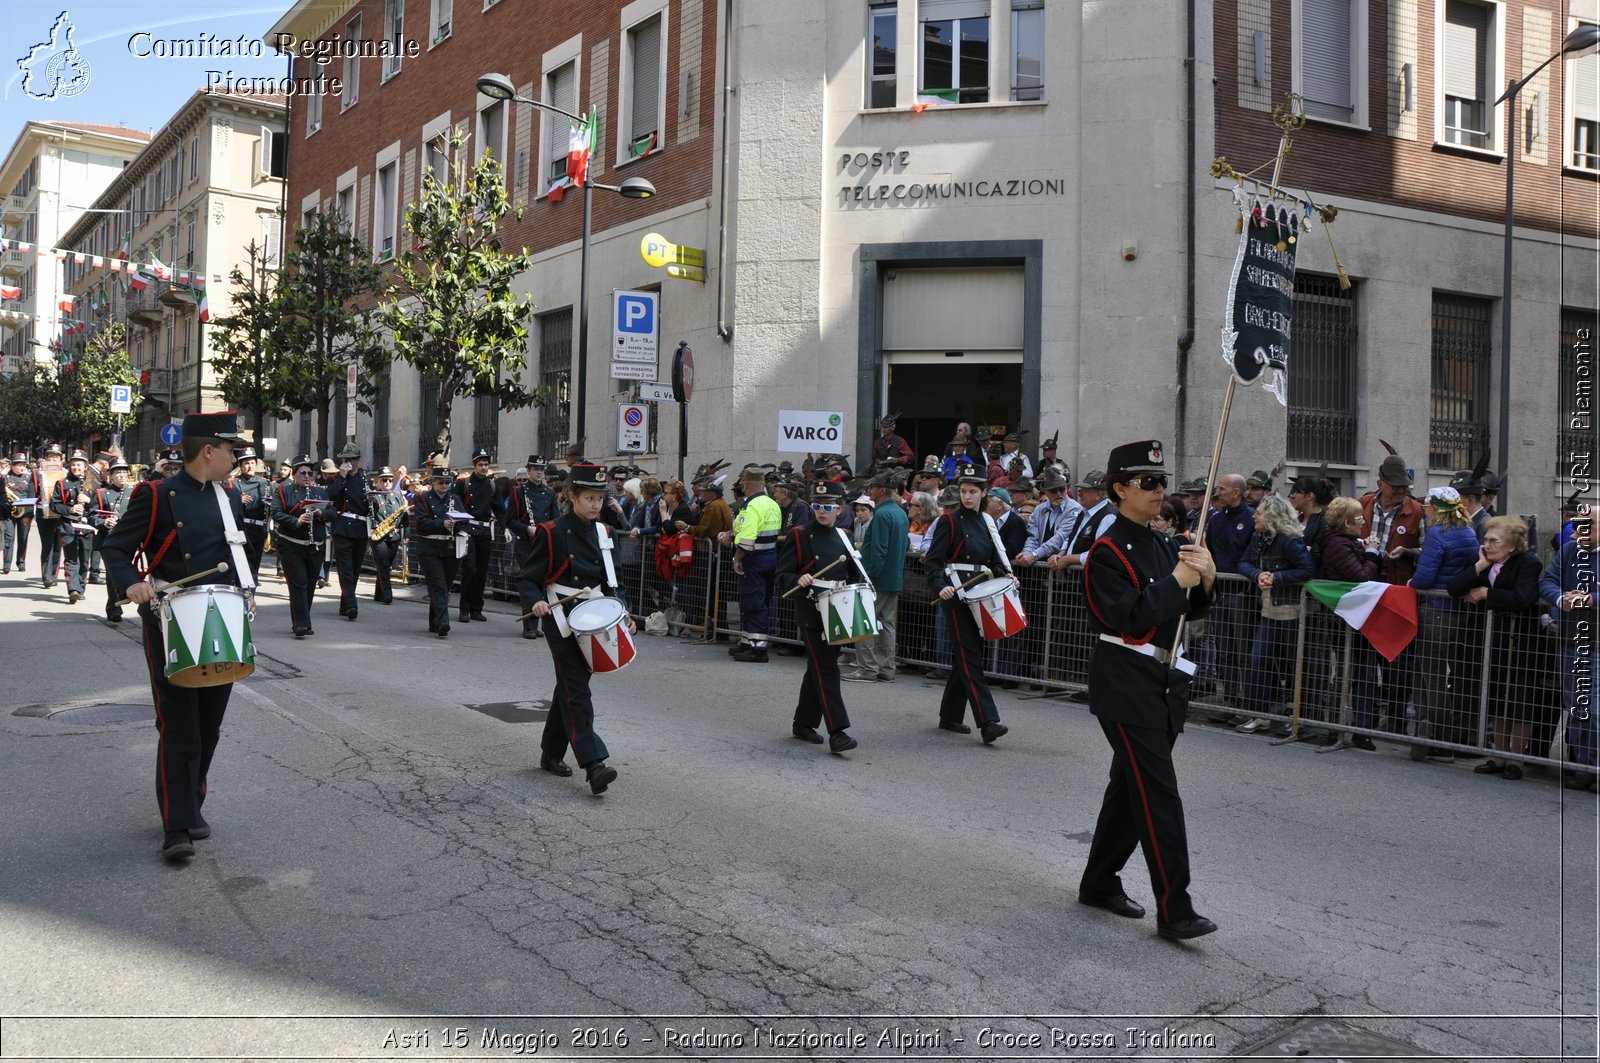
732, 492, 782, 551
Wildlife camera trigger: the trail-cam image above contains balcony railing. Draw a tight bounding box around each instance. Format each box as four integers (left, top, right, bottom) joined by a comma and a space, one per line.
0, 249, 26, 276
1, 194, 24, 224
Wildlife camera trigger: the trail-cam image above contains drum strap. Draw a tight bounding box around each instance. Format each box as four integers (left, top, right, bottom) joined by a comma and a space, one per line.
213, 482, 255, 590
834, 528, 874, 592
596, 522, 619, 591
981, 511, 1015, 576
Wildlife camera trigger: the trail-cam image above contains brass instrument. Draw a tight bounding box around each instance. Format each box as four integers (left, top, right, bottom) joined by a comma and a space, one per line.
6, 483, 23, 520
369, 499, 409, 541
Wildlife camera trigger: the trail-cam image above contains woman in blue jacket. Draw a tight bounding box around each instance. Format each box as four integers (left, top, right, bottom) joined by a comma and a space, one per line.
1408, 485, 1483, 759
1235, 495, 1314, 733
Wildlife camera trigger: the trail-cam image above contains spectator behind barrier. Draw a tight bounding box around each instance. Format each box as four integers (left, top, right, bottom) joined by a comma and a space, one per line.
1541, 511, 1600, 791
1406, 484, 1483, 757
907, 492, 938, 546
1320, 498, 1381, 583
1234, 495, 1314, 732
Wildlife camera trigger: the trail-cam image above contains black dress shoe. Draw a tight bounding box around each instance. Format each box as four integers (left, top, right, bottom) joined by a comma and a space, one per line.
459, 611, 472, 623
540, 754, 573, 777
586, 762, 618, 794
161, 831, 195, 861
1473, 760, 1503, 775
732, 646, 768, 663
292, 627, 309, 638
1078, 891, 1145, 919
437, 626, 450, 638
522, 630, 540, 640
189, 814, 211, 840
344, 610, 358, 621
1565, 771, 1597, 791
470, 611, 487, 622
939, 720, 972, 734
1351, 735, 1376, 750
981, 722, 1009, 744
792, 723, 824, 744
105, 611, 124, 624
829, 730, 858, 753
1502, 762, 1523, 780
728, 641, 746, 656
1157, 915, 1218, 940
88, 575, 104, 584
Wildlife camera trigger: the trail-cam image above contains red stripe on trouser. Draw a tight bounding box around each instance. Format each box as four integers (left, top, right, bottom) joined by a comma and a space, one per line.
950, 605, 989, 724
1115, 722, 1173, 923
143, 626, 172, 829
549, 634, 583, 765
802, 628, 836, 731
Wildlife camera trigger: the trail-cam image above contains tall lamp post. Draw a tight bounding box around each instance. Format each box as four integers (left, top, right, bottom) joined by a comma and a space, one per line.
1494, 23, 1600, 512
475, 72, 655, 455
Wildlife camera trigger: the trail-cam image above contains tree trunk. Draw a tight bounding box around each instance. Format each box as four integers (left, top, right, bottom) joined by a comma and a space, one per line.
433, 380, 453, 465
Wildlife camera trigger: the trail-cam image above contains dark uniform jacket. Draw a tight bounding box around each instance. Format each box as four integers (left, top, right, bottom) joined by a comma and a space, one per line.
871, 432, 914, 468
101, 472, 247, 596
269, 481, 329, 546
232, 473, 272, 527
516, 513, 624, 604
454, 473, 497, 540
925, 507, 1009, 594
506, 481, 560, 537
326, 471, 373, 539
1083, 513, 1213, 731
6, 471, 34, 516
50, 474, 93, 527
776, 523, 868, 630
410, 490, 458, 556
369, 490, 409, 543
91, 482, 132, 543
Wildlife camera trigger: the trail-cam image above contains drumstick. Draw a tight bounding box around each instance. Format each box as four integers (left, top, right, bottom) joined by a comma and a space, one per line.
781, 556, 845, 598
957, 572, 991, 590
513, 588, 590, 622
115, 562, 230, 607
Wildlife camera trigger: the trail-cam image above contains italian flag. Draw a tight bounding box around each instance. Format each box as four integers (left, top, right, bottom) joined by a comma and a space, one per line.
57, 294, 74, 312
0, 284, 18, 300
912, 87, 961, 112
566, 110, 596, 188
192, 285, 210, 323
127, 269, 149, 293
1305, 581, 1418, 661
116, 232, 130, 260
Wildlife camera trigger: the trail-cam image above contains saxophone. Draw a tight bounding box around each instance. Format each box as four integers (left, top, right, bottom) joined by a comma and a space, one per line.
369, 499, 408, 541
6, 483, 22, 519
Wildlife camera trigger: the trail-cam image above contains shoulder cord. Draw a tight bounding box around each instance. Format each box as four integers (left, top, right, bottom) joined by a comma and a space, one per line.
1081, 537, 1157, 646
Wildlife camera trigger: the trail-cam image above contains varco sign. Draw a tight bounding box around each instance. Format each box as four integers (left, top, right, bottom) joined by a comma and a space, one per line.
777, 410, 845, 452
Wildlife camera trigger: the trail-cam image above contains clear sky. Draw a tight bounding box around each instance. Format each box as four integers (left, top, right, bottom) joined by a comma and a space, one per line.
2, 1, 288, 151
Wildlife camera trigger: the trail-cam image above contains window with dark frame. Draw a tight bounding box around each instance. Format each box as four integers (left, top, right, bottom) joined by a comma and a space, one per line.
920, 0, 990, 105
1287, 273, 1358, 464
869, 1, 897, 108
473, 378, 500, 458
545, 62, 578, 186
627, 14, 663, 158
371, 365, 391, 468
1011, 0, 1042, 102
419, 372, 440, 457
1570, 22, 1599, 171
537, 309, 573, 460
1429, 292, 1492, 472
1442, 0, 1492, 149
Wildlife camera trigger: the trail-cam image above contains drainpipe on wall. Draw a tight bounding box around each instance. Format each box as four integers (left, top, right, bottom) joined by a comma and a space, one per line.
714, 0, 736, 343
1175, 0, 1198, 461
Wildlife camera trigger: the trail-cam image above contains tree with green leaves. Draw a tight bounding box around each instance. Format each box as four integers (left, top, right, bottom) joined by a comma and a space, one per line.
378, 133, 539, 463
0, 363, 63, 452
212, 217, 387, 458
56, 322, 143, 443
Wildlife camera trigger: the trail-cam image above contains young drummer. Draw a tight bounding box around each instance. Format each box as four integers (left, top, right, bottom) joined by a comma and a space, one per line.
775, 481, 863, 754
519, 464, 633, 795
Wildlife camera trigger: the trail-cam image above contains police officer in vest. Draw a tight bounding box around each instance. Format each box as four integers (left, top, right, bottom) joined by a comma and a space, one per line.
519, 463, 631, 794
776, 480, 862, 754
230, 446, 272, 581
506, 455, 561, 639
720, 464, 783, 662
326, 444, 373, 620
367, 467, 407, 605
1078, 440, 1218, 941
270, 454, 329, 637
91, 457, 135, 622
412, 464, 460, 637
455, 448, 497, 623
926, 462, 1013, 743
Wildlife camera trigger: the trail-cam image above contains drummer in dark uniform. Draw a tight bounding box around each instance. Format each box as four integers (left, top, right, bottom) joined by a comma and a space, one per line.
926, 462, 1015, 743
411, 464, 461, 637
1077, 439, 1218, 941
270, 454, 329, 637
776, 480, 864, 754
230, 447, 272, 581
518, 464, 631, 795
101, 411, 254, 862
91, 457, 135, 622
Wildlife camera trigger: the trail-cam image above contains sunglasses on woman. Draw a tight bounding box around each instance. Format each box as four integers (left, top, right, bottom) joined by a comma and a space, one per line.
1133, 475, 1167, 491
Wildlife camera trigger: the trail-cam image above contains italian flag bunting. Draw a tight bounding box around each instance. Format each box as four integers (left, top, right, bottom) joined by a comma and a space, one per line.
912, 87, 961, 112
566, 109, 596, 188
1304, 581, 1418, 661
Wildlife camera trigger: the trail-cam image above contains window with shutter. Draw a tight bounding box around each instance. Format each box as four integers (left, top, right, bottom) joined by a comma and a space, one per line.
1298, 0, 1355, 123
545, 62, 578, 186
1569, 21, 1599, 171
384, 0, 404, 78
628, 15, 662, 156
1441, 0, 1492, 149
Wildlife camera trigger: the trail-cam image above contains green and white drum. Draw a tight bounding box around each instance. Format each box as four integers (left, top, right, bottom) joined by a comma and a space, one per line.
159, 584, 256, 688
818, 582, 880, 646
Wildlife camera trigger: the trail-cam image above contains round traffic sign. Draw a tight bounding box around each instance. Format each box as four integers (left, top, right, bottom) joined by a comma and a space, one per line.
159, 423, 183, 446
673, 342, 694, 404
624, 407, 644, 427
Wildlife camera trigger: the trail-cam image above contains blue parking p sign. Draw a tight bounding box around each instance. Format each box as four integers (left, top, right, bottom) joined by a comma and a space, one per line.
612, 289, 660, 379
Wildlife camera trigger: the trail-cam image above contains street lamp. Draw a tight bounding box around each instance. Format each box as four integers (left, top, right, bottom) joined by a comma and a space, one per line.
475, 72, 656, 454
1494, 23, 1600, 511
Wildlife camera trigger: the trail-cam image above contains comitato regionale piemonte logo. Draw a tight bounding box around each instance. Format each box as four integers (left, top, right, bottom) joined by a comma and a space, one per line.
17, 10, 92, 100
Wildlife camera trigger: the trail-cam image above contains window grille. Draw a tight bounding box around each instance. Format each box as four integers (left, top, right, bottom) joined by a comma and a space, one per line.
1429, 292, 1492, 472
1287, 273, 1358, 463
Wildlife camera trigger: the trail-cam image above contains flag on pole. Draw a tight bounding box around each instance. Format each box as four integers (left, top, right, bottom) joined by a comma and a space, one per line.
116, 232, 130, 260
192, 285, 210, 323
150, 255, 171, 281
1304, 581, 1418, 661
127, 269, 149, 293
911, 87, 961, 112
57, 294, 74, 312
566, 110, 596, 188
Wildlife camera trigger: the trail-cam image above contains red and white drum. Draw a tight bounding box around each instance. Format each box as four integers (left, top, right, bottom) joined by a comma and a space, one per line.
960, 577, 1028, 641
567, 596, 636, 673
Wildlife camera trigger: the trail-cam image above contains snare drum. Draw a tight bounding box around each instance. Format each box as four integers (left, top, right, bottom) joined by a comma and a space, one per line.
816, 582, 880, 646
960, 577, 1028, 641
159, 584, 256, 688
568, 596, 636, 673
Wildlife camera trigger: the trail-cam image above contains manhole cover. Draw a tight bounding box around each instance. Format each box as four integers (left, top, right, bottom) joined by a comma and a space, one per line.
1235, 1017, 1452, 1060
466, 701, 549, 723
47, 703, 155, 725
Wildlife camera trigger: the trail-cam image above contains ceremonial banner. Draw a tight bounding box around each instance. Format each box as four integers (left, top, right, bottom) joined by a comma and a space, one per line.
1220, 186, 1301, 405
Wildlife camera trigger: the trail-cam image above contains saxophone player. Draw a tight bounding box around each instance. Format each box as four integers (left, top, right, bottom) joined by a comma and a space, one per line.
4, 452, 32, 575
51, 449, 95, 604
368, 467, 407, 606
91, 458, 133, 622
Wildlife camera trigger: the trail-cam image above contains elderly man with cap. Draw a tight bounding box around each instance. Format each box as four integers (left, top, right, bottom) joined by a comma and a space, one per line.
229, 446, 272, 582
90, 456, 135, 622
101, 411, 257, 862
270, 454, 330, 637
871, 413, 914, 470
325, 444, 374, 621
847, 470, 910, 684
411, 463, 462, 637
926, 462, 1014, 743
367, 467, 408, 607
771, 478, 812, 531
1077, 439, 1218, 940
3, 451, 34, 574
50, 449, 97, 603
999, 431, 1033, 480
719, 464, 784, 662
1353, 448, 1424, 735
519, 463, 631, 794
1038, 432, 1067, 476
504, 455, 561, 639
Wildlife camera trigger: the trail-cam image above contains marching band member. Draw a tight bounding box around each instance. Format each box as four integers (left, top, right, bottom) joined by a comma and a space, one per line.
85, 451, 114, 585
926, 462, 1014, 744
775, 480, 862, 754
4, 452, 33, 574
91, 457, 134, 622
100, 412, 253, 862
505, 455, 560, 639
455, 449, 497, 623
51, 449, 95, 604
35, 443, 65, 588
367, 467, 407, 605
230, 446, 272, 581
518, 463, 631, 794
270, 454, 329, 637
327, 445, 373, 621
411, 464, 459, 637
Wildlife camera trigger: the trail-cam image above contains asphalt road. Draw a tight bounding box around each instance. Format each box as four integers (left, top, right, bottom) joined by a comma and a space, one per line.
0, 570, 1595, 1061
